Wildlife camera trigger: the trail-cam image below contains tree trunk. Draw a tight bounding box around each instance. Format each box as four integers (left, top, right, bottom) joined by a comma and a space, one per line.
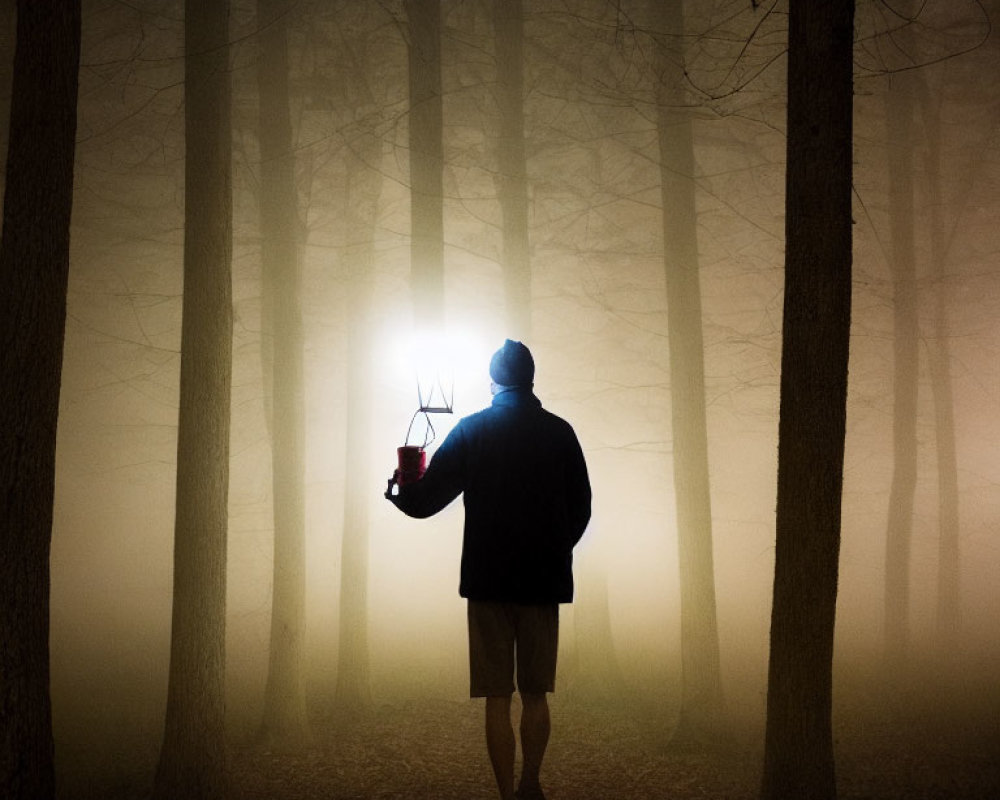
0, 0, 16, 208
760, 2, 854, 799
405, 0, 444, 325
0, 3, 80, 799
334, 138, 383, 717
493, 0, 531, 340
915, 75, 962, 653
256, 0, 310, 747
652, 0, 726, 747
153, 1, 232, 797
883, 67, 919, 671
570, 562, 627, 703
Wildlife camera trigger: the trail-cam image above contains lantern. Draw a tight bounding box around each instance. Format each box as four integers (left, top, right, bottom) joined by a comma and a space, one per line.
389, 334, 456, 491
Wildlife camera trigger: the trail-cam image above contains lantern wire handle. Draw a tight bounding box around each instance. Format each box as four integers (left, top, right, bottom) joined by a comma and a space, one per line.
404, 409, 437, 449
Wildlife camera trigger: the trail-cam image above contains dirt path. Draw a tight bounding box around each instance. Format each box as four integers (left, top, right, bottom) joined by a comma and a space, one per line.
225, 696, 998, 800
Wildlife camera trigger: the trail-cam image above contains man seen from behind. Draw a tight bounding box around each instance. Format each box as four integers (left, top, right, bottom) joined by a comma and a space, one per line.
385, 339, 592, 800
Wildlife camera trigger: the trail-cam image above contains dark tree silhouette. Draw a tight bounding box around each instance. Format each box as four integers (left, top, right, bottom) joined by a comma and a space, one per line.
405, 0, 444, 324
760, 1, 855, 799
0, 3, 80, 799
0, 0, 14, 205
651, 0, 727, 747
256, 0, 310, 747
493, 0, 531, 340
883, 61, 919, 671
153, 1, 232, 797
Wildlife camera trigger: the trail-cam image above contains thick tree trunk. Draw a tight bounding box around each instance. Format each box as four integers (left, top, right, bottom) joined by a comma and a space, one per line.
0, 3, 80, 799
405, 0, 444, 325
760, 2, 854, 799
883, 68, 919, 671
493, 0, 531, 340
153, 1, 232, 797
256, 0, 310, 747
652, 0, 726, 747
0, 0, 16, 208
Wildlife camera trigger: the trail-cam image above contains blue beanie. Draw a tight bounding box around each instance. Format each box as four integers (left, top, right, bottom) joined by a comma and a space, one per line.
489, 339, 534, 387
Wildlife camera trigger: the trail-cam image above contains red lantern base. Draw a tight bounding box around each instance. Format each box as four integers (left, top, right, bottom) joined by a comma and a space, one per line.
396, 445, 426, 486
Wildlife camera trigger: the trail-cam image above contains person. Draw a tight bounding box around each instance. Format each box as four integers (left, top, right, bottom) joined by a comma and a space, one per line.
385, 339, 591, 800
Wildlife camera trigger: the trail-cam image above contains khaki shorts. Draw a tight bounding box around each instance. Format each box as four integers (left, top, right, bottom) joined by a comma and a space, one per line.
467, 600, 559, 697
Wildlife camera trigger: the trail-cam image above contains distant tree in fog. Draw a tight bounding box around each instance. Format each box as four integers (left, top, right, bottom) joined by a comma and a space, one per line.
915, 69, 962, 653
256, 0, 311, 747
153, 1, 232, 797
331, 2, 387, 719
333, 145, 381, 717
493, 0, 531, 340
866, 0, 992, 671
406, 0, 445, 324
650, 0, 728, 748
569, 560, 628, 701
0, 3, 80, 798
760, 2, 854, 799
883, 47, 920, 671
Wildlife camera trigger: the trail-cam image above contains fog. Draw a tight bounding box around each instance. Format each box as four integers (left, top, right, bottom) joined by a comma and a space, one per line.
19, 0, 1000, 797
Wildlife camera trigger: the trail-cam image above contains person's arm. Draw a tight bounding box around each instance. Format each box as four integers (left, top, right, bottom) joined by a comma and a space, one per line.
566, 432, 592, 546
386, 426, 465, 518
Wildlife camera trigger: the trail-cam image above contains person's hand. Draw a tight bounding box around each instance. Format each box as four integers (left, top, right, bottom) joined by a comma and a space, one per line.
384, 470, 399, 499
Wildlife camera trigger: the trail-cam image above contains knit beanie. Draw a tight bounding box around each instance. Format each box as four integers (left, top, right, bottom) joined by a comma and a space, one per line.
489, 339, 534, 387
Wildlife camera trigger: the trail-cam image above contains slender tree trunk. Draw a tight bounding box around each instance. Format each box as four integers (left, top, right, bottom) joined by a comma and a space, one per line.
652, 0, 726, 746
493, 0, 531, 340
570, 562, 626, 703
883, 68, 919, 671
0, 3, 80, 799
760, 2, 854, 799
153, 1, 232, 797
915, 76, 962, 653
405, 0, 444, 325
256, 0, 309, 747
334, 138, 383, 716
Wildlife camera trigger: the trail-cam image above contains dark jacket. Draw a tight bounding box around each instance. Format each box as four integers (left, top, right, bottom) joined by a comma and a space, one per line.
389, 388, 591, 603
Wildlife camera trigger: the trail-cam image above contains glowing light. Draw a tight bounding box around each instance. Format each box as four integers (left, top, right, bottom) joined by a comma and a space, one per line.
380, 323, 494, 448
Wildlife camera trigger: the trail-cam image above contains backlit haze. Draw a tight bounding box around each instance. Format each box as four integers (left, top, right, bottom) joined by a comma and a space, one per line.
36, 0, 999, 793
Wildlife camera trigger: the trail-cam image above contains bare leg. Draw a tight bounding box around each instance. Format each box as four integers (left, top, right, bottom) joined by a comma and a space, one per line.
518, 692, 550, 796
485, 695, 516, 800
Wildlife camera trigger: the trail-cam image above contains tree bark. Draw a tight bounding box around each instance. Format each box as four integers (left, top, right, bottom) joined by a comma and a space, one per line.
760, 2, 854, 799
405, 0, 444, 325
0, 0, 16, 208
652, 0, 726, 747
153, 1, 232, 797
493, 0, 531, 340
883, 67, 919, 671
256, 0, 310, 747
0, 3, 80, 798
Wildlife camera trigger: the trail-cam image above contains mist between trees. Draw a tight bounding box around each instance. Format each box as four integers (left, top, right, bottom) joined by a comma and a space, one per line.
2, 0, 998, 799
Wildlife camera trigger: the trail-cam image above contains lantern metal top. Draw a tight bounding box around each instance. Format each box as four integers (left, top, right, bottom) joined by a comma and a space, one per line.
405, 364, 454, 448
417, 368, 454, 414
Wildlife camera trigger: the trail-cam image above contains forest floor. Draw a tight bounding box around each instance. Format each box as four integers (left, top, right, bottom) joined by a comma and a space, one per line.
59, 688, 999, 800
222, 693, 998, 800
